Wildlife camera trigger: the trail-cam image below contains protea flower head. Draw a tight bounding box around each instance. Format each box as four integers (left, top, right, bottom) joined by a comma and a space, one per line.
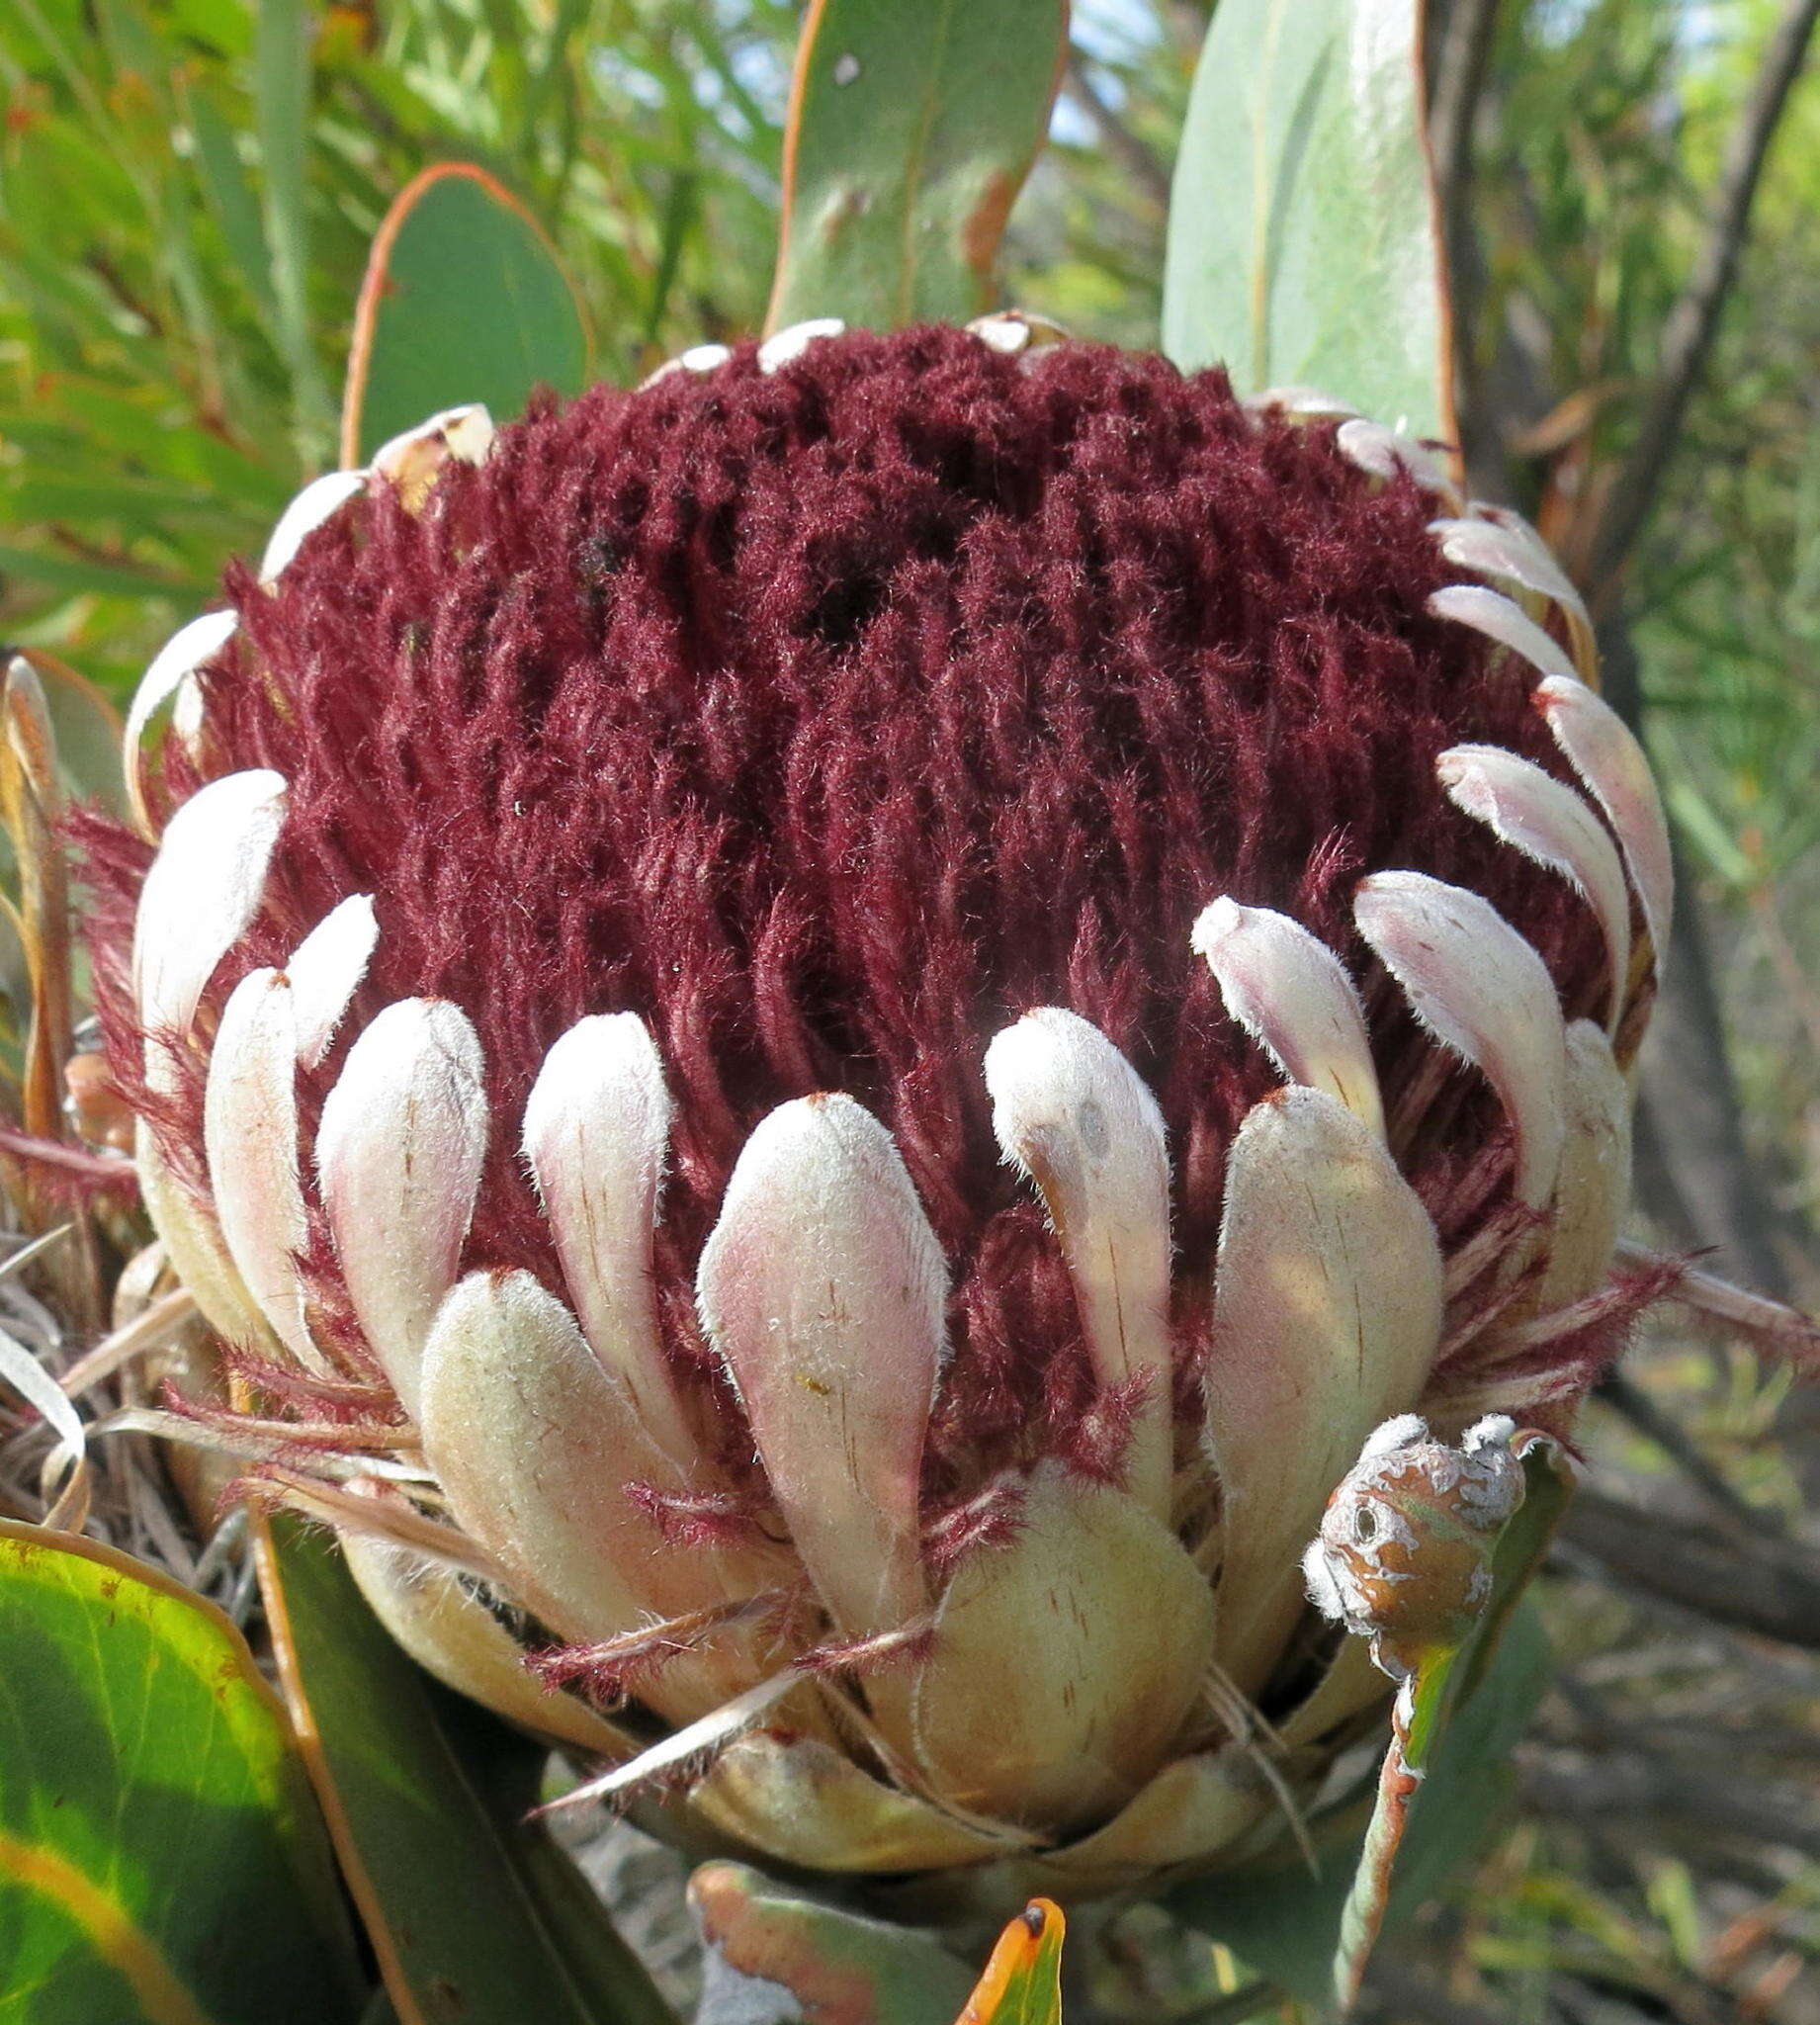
78, 317, 1671, 1906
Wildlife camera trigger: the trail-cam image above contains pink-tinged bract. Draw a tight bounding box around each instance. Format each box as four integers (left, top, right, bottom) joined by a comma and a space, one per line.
75, 324, 1668, 1900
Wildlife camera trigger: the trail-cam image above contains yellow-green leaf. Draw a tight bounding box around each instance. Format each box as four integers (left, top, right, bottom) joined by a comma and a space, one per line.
0, 1523, 364, 2025
766, 0, 1069, 334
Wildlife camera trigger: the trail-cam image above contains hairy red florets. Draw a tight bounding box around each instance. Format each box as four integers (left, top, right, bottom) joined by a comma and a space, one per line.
80, 326, 1607, 1476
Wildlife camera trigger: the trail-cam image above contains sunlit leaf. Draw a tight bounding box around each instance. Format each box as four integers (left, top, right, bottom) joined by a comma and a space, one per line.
954, 1899, 1064, 2025
0, 1522, 364, 2025
766, 0, 1069, 333
1162, 0, 1451, 439
340, 164, 591, 464
255, 1515, 675, 2025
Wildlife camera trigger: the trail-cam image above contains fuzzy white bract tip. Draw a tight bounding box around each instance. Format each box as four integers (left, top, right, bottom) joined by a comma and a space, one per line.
756, 318, 845, 374
260, 469, 368, 585
131, 768, 287, 1043
1191, 896, 1384, 1137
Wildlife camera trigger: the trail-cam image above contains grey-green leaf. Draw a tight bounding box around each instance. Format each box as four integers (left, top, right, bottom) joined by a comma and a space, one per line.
1162, 0, 1451, 439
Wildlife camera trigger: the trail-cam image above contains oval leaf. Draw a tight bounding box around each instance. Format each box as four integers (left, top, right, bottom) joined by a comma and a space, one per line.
341, 165, 591, 464
254, 1516, 676, 2025
0, 1523, 363, 2025
1162, 0, 1452, 440
767, 0, 1070, 333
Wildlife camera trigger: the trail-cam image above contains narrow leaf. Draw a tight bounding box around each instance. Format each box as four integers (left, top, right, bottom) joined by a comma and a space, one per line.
1331, 1435, 1577, 2009
0, 659, 74, 1151
184, 76, 281, 329
0, 542, 213, 603
1163, 0, 1452, 440
766, 0, 1069, 333
341, 165, 591, 465
253, 0, 335, 451
254, 1516, 677, 2025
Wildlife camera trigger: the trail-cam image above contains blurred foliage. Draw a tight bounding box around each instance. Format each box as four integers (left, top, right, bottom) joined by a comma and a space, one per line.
1469, 0, 1820, 1228
0, 0, 798, 690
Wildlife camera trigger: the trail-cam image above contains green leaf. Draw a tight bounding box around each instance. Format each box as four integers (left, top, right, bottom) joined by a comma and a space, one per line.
1162, 0, 1451, 438
0, 543, 212, 604
691, 1863, 976, 2025
1383, 1598, 1554, 1912
340, 164, 592, 464
256, 1516, 675, 2025
766, 0, 1069, 334
0, 1521, 365, 2025
184, 74, 281, 331
252, 0, 334, 455
1169, 1599, 1553, 2006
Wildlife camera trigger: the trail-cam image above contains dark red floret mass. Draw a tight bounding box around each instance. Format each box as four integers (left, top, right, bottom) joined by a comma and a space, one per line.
79, 324, 1608, 1476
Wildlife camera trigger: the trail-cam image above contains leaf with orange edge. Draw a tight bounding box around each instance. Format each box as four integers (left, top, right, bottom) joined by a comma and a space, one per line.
689, 1863, 976, 2025
955, 1899, 1065, 2025
0, 1522, 364, 2025
766, 0, 1070, 334
340, 164, 591, 466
